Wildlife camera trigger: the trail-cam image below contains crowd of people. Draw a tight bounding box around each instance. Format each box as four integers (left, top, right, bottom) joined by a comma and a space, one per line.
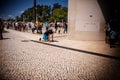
2, 19, 68, 41
2, 17, 120, 48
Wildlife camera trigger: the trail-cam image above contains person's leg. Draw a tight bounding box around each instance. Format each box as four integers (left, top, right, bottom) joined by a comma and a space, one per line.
40, 27, 42, 34
105, 36, 109, 44
37, 27, 39, 33
0, 30, 3, 39
110, 39, 116, 48
32, 28, 34, 34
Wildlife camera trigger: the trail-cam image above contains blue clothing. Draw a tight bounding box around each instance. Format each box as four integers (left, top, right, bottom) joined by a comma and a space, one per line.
43, 33, 48, 40
43, 29, 53, 40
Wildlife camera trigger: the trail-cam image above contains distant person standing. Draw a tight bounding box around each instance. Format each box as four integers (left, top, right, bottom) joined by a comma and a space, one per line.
25, 20, 29, 32
45, 21, 49, 31
15, 22, 18, 30
0, 19, 4, 39
63, 22, 68, 34
22, 22, 26, 32
18, 23, 22, 31
30, 20, 36, 34
55, 21, 58, 33
104, 22, 110, 44
35, 20, 40, 33
38, 23, 43, 34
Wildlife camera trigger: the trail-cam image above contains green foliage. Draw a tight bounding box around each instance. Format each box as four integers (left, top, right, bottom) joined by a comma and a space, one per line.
52, 8, 67, 22
18, 3, 68, 22
52, 3, 62, 11
48, 16, 55, 22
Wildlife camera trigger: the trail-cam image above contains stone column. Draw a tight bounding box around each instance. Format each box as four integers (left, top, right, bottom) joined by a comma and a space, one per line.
68, 0, 105, 40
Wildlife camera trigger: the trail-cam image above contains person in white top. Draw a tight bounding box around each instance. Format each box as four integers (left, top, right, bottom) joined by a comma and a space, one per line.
25, 20, 29, 32
15, 22, 18, 30
30, 20, 35, 34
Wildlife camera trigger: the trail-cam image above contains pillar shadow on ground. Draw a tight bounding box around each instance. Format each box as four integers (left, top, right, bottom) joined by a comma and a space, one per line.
31, 40, 120, 61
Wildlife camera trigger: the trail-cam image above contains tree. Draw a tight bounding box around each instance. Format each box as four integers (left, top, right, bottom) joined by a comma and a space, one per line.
52, 3, 62, 11
41, 5, 51, 22
15, 16, 20, 21
18, 3, 68, 22
52, 7, 68, 22
48, 16, 55, 22
51, 3, 67, 22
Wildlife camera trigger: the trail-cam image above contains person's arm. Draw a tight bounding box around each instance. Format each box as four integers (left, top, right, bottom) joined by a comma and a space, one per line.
48, 34, 53, 42
48, 34, 50, 41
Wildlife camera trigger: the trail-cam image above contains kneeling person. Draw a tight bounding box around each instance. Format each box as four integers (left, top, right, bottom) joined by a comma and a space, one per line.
42, 28, 55, 41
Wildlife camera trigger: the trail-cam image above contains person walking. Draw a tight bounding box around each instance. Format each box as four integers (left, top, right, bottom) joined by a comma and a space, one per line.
55, 21, 58, 33
45, 21, 49, 31
104, 22, 110, 44
0, 19, 4, 39
30, 20, 36, 34
15, 22, 18, 30
25, 20, 29, 32
63, 22, 68, 34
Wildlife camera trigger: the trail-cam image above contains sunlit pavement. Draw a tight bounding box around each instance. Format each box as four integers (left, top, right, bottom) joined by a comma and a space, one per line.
0, 29, 120, 80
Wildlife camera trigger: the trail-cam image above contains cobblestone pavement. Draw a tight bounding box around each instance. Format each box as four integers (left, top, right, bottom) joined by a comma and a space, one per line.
0, 29, 120, 80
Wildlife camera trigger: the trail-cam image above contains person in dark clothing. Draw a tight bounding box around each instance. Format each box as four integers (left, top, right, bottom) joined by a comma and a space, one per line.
55, 21, 58, 33
0, 19, 4, 39
38, 23, 43, 34
64, 22, 68, 34
104, 22, 110, 44
108, 18, 120, 48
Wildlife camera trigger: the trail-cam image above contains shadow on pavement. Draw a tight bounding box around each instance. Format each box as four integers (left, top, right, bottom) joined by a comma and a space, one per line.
0, 38, 10, 40
54, 35, 67, 38
3, 30, 9, 33
49, 40, 59, 42
31, 40, 120, 61
21, 40, 30, 42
